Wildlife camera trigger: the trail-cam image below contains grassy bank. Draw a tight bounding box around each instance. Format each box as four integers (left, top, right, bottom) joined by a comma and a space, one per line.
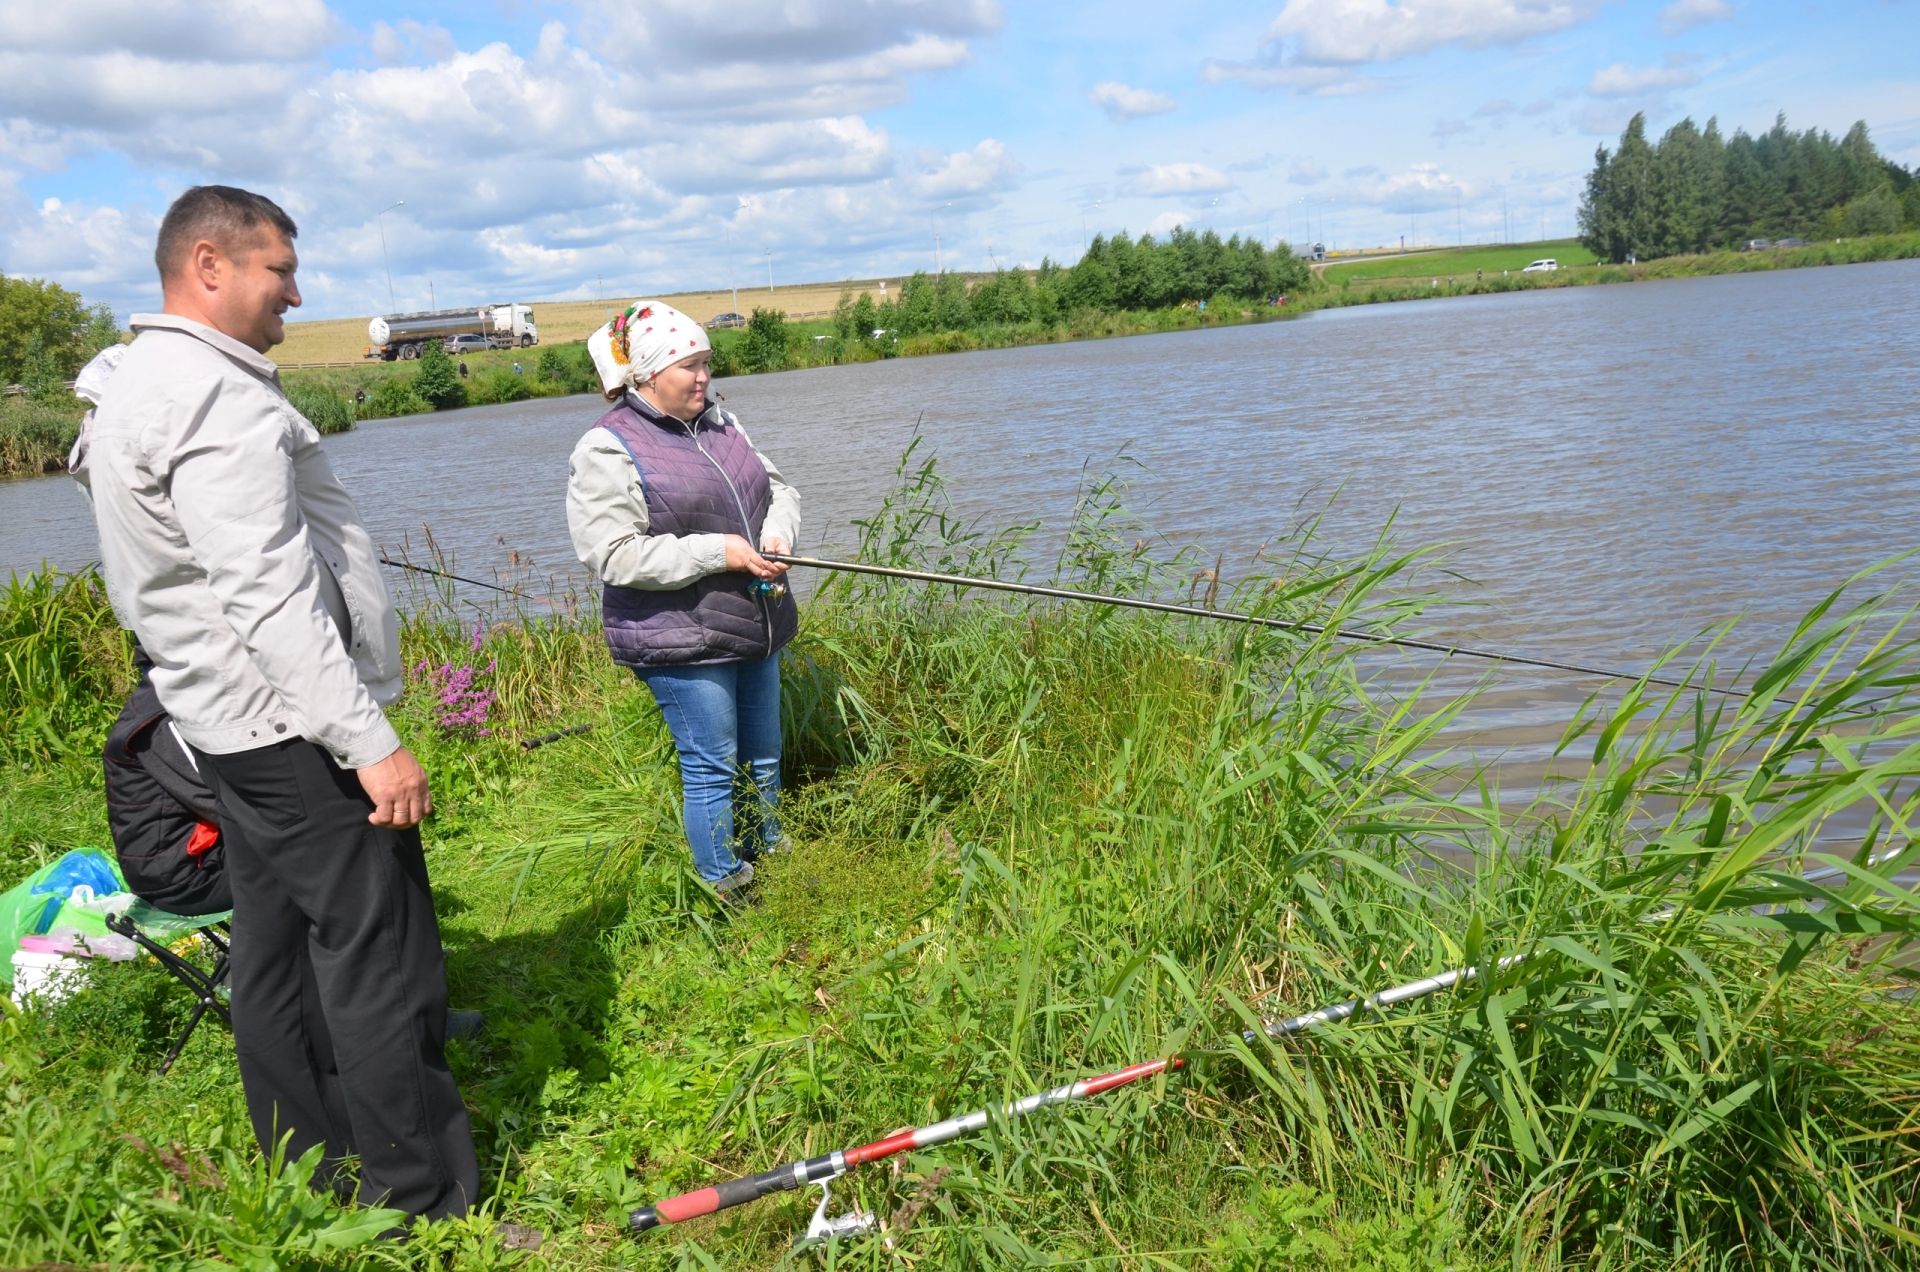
2, 454, 1917, 1269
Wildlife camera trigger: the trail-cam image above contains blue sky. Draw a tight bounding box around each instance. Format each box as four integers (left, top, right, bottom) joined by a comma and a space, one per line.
2, 0, 1914, 322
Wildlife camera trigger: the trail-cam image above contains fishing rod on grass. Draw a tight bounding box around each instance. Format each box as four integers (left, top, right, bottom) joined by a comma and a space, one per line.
762, 552, 1744, 699
627, 953, 1527, 1243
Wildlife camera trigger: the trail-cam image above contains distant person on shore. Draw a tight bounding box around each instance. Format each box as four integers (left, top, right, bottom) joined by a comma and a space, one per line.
512, 360, 522, 376
566, 300, 799, 901
80, 184, 478, 1224
458, 359, 468, 379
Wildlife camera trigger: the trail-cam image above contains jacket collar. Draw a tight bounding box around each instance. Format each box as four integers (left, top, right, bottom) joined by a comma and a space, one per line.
623, 389, 718, 433
129, 312, 282, 383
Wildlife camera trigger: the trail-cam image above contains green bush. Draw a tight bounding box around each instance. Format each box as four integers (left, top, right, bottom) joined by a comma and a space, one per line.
365, 378, 432, 418
740, 307, 792, 374
410, 342, 467, 411
283, 382, 354, 436
0, 395, 82, 478
469, 368, 532, 405
534, 342, 599, 396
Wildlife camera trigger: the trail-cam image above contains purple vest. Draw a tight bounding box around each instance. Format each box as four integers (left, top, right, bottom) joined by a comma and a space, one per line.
594, 397, 799, 668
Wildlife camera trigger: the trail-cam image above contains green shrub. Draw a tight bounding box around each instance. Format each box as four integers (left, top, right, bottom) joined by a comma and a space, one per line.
0, 395, 81, 478
740, 307, 792, 374
283, 382, 354, 436
410, 343, 467, 410
469, 368, 531, 405
365, 378, 431, 418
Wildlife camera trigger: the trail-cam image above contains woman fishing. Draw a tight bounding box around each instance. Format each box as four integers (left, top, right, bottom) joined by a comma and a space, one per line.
567, 301, 799, 900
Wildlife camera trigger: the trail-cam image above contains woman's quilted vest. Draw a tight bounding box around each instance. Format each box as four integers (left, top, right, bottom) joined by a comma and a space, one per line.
594, 398, 799, 668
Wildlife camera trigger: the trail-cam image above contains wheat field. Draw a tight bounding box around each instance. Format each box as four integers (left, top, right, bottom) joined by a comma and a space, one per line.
275, 279, 905, 365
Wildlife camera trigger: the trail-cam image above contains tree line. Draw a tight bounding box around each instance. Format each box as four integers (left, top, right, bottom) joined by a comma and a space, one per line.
825, 227, 1313, 352
1579, 112, 1920, 263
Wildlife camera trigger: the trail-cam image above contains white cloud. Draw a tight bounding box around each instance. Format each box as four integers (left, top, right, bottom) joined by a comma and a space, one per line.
1089, 81, 1173, 121
1129, 162, 1233, 197
600, 0, 1001, 64
6, 0, 335, 61
1588, 61, 1700, 98
6, 196, 155, 291
1143, 211, 1193, 238
1353, 162, 1465, 213
1264, 0, 1596, 66
370, 19, 458, 66
909, 139, 1019, 198
1658, 0, 1733, 36
1290, 157, 1328, 185
1201, 60, 1371, 96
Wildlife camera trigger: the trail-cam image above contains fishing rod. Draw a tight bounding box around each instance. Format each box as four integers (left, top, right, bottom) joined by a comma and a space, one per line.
377, 553, 540, 602
628, 954, 1521, 1242
764, 552, 1743, 699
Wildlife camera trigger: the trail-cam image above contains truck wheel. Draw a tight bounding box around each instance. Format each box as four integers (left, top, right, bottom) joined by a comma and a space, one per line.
520, 334, 534, 347
400, 344, 418, 360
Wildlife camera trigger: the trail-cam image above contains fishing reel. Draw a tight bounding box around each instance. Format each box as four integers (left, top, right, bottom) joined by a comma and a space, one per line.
750, 577, 788, 599
794, 1176, 877, 1250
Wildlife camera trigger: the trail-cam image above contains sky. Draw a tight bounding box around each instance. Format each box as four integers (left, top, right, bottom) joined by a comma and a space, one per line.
1, 0, 1914, 323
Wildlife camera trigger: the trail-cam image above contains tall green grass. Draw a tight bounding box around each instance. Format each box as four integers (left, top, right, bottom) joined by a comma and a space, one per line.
0, 452, 1915, 1268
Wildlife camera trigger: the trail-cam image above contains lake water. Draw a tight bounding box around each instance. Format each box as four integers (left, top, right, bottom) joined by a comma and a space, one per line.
6, 261, 1918, 805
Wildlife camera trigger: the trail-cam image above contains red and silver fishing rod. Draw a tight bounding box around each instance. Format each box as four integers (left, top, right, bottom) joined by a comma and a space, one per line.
762, 552, 1742, 697
628, 1056, 1180, 1236
628, 956, 1524, 1239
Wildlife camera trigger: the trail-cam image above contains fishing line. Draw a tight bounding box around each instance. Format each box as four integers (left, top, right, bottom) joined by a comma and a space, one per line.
764, 552, 1746, 699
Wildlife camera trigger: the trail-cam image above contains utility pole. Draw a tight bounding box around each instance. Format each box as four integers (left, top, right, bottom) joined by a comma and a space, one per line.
1456, 187, 1462, 245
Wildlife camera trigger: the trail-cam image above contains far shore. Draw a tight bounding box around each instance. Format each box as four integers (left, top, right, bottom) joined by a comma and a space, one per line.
5, 233, 1916, 482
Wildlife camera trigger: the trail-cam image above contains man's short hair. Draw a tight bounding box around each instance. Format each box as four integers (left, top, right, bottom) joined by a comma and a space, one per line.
154, 185, 298, 280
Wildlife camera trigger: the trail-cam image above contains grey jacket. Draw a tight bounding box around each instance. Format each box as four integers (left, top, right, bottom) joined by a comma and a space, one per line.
85, 313, 404, 768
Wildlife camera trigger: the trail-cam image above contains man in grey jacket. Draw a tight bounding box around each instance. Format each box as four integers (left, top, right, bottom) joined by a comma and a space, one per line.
84, 186, 477, 1222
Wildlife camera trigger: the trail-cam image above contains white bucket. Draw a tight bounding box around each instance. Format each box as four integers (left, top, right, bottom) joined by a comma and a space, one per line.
10, 948, 88, 1007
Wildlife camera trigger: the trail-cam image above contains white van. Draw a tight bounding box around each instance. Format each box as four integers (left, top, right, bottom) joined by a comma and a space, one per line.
1522, 258, 1558, 272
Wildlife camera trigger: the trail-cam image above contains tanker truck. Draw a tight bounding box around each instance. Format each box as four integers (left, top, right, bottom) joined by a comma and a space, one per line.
365, 303, 539, 360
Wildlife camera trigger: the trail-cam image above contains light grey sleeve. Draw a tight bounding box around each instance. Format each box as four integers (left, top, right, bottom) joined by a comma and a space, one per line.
159, 384, 400, 767
565, 428, 729, 590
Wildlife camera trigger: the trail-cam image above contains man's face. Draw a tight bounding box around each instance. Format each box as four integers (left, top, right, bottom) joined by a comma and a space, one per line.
218, 228, 301, 352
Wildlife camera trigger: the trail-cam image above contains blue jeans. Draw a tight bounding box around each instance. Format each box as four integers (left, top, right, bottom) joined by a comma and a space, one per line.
636, 655, 783, 883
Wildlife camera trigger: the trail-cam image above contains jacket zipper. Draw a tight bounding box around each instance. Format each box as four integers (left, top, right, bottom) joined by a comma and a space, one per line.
684, 413, 776, 657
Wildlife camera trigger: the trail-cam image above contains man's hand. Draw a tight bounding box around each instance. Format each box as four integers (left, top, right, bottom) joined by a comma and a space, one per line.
357, 746, 433, 828
723, 533, 785, 579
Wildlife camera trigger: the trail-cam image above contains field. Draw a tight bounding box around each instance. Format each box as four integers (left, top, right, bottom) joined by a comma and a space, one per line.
3, 452, 1919, 1269
1322, 239, 1601, 283
275, 280, 917, 366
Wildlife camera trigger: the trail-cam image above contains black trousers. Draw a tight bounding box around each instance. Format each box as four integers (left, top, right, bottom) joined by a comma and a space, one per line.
196, 738, 478, 1221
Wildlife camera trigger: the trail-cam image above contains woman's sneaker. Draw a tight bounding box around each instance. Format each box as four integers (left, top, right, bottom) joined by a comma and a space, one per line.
713, 861, 757, 905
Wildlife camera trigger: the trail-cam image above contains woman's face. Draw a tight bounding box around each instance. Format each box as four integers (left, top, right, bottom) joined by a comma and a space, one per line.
640, 351, 712, 421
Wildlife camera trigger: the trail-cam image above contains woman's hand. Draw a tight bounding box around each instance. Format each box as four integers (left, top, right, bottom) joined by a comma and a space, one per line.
723, 534, 784, 579
759, 536, 793, 575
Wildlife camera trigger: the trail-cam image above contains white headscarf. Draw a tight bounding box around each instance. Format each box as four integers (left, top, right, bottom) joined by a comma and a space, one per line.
587, 300, 711, 401
67, 343, 129, 500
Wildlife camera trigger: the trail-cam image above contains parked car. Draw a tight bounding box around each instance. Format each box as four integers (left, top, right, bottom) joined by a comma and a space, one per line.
444, 333, 492, 355
1774, 236, 1809, 248
1521, 259, 1558, 273
705, 312, 747, 330
1742, 238, 1773, 252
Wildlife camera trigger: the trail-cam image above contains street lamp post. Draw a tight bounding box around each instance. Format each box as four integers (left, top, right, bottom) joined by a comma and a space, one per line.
764, 248, 773, 292
376, 200, 404, 313
1080, 200, 1100, 249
